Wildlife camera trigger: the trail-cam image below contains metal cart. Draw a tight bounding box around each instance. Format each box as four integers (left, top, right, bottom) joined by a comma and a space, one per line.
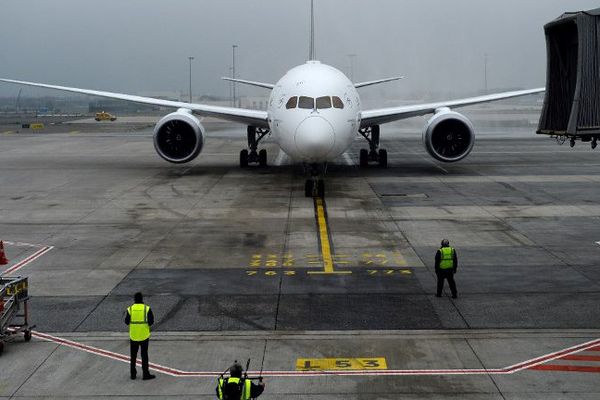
0, 276, 32, 355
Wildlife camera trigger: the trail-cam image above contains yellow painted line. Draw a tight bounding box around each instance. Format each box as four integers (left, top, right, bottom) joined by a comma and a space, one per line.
296, 357, 387, 370
316, 197, 333, 272
2, 130, 14, 134
69, 130, 80, 135
30, 123, 44, 130
309, 197, 351, 275
307, 270, 352, 275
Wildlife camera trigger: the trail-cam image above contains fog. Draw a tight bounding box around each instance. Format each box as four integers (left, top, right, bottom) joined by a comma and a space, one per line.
0, 0, 598, 100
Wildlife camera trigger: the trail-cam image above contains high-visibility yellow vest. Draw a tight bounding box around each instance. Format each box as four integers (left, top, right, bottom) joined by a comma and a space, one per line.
439, 247, 455, 270
128, 303, 150, 341
217, 377, 252, 400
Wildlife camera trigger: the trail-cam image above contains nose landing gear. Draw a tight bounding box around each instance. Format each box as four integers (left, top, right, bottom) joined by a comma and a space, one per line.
240, 126, 269, 167
305, 178, 325, 198
358, 125, 387, 168
304, 163, 327, 198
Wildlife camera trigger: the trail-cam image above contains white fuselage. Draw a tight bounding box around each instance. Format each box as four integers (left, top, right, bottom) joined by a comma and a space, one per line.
267, 61, 360, 163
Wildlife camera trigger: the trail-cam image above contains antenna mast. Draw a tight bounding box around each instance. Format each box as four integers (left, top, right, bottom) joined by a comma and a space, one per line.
309, 0, 315, 60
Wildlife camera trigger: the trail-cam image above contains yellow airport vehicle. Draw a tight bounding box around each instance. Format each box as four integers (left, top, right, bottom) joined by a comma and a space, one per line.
94, 111, 117, 121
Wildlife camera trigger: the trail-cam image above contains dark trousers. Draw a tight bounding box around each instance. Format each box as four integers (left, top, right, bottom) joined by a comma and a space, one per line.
130, 339, 150, 376
436, 270, 457, 297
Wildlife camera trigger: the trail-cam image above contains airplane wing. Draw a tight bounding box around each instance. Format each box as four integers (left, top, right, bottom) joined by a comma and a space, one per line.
354, 76, 404, 88
221, 77, 275, 90
359, 88, 545, 128
0, 78, 269, 128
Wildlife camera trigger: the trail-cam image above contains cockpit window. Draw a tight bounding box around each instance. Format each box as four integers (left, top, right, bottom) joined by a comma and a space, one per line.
332, 96, 344, 109
298, 96, 314, 109
316, 96, 332, 109
285, 96, 297, 109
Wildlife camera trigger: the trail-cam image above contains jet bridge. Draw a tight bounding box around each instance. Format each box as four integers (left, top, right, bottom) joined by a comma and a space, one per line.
538, 8, 600, 148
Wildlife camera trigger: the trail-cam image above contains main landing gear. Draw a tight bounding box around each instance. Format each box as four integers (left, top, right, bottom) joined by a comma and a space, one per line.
240, 126, 269, 167
358, 125, 387, 168
304, 163, 326, 198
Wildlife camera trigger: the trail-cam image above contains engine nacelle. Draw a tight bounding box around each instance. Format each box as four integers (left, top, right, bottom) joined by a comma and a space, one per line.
153, 109, 204, 163
422, 108, 475, 162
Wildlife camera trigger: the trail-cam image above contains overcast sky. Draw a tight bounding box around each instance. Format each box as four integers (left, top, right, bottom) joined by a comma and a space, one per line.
1, 0, 598, 99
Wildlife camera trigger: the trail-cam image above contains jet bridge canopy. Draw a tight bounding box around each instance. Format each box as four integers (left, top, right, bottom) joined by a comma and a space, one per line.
538, 8, 600, 139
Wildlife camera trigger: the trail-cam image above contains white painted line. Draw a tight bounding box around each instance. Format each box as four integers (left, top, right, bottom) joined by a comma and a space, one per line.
31, 332, 190, 376
343, 152, 353, 166
1, 244, 54, 276
504, 337, 600, 373
274, 150, 287, 166
29, 331, 600, 378
3, 241, 45, 248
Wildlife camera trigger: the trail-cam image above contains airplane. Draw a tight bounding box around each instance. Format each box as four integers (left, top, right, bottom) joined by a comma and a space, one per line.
0, 0, 544, 198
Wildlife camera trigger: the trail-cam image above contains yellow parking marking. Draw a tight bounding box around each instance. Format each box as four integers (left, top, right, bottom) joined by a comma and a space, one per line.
245, 268, 412, 277
307, 197, 351, 275
296, 357, 387, 370
393, 251, 408, 266
30, 123, 44, 130
247, 251, 412, 269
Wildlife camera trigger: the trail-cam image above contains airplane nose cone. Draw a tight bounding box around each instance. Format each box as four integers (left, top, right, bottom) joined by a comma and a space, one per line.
294, 116, 335, 160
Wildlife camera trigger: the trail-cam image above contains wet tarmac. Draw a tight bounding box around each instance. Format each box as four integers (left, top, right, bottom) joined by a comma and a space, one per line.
1, 116, 600, 398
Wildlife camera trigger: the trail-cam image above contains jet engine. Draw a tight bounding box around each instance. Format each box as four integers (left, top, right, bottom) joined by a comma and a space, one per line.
422, 107, 475, 162
153, 109, 204, 163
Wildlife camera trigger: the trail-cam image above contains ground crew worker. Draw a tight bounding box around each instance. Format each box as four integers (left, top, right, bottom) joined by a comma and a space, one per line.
435, 239, 458, 298
124, 292, 156, 380
216, 361, 265, 400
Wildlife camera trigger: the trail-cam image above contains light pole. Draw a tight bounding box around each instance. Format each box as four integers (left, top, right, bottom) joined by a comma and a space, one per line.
484, 53, 488, 94
347, 54, 357, 82
188, 56, 194, 103
232, 45, 238, 107
229, 66, 233, 107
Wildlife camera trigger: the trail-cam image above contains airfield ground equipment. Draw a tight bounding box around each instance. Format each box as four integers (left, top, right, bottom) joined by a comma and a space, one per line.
538, 8, 600, 149
0, 276, 32, 355
94, 111, 117, 121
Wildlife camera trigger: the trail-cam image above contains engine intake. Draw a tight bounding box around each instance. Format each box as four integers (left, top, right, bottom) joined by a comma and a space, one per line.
422, 108, 475, 162
153, 109, 204, 163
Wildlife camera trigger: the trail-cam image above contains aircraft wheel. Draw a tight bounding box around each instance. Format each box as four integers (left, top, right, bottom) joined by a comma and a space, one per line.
304, 180, 313, 198
24, 330, 31, 342
378, 149, 388, 168
570, 138, 576, 148
359, 149, 368, 168
240, 149, 249, 168
317, 180, 325, 198
592, 139, 597, 150
0, 341, 4, 356
259, 149, 267, 167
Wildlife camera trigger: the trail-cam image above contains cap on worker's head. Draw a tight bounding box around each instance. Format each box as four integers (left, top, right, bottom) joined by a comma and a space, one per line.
229, 361, 243, 378
134, 292, 143, 303
441, 239, 450, 247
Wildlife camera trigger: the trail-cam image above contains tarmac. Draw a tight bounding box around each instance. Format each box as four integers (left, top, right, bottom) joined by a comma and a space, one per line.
1, 113, 600, 398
